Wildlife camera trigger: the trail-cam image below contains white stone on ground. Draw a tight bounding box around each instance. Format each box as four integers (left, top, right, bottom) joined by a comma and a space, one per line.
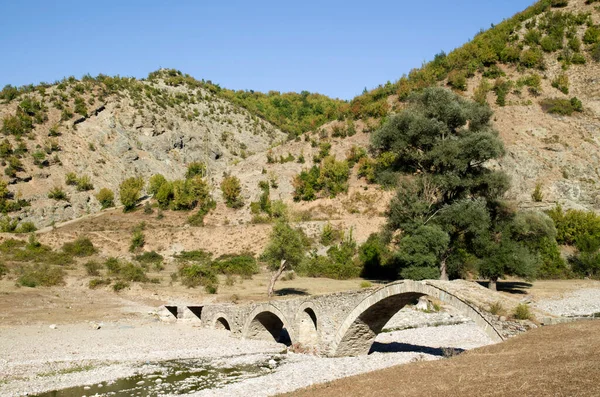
533, 288, 600, 317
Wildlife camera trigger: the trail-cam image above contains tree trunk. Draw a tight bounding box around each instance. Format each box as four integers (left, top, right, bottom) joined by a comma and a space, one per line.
488, 277, 497, 291
267, 259, 287, 297
440, 258, 449, 281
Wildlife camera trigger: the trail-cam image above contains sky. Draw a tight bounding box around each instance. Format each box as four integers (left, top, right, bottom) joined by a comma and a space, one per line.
0, 0, 535, 100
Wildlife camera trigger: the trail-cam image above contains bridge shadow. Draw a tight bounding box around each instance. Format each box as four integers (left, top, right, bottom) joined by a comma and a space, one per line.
275, 288, 309, 296
368, 342, 465, 357
476, 281, 532, 295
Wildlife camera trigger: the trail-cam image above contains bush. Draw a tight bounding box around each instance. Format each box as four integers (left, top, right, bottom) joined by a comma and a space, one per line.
213, 254, 258, 278
135, 251, 163, 266
540, 98, 583, 115
551, 74, 569, 94
48, 186, 69, 201
186, 162, 206, 179
119, 262, 149, 282
318, 156, 350, 198
0, 262, 7, 279
513, 303, 532, 320
89, 278, 110, 289
96, 188, 115, 209
17, 264, 65, 287
76, 175, 93, 192
178, 263, 218, 293
360, 281, 372, 288
583, 26, 600, 44
62, 237, 96, 257
129, 230, 145, 252
399, 265, 441, 280
112, 281, 130, 292
221, 175, 243, 208
84, 260, 101, 276
532, 183, 544, 202
447, 70, 467, 91
119, 177, 144, 211
148, 174, 167, 195
320, 223, 342, 246
65, 172, 78, 186
520, 48, 544, 69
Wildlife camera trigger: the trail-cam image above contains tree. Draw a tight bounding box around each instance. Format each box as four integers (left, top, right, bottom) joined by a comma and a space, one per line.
119, 177, 144, 212
221, 175, 243, 208
262, 221, 307, 296
96, 188, 115, 209
148, 174, 167, 195
375, 88, 540, 287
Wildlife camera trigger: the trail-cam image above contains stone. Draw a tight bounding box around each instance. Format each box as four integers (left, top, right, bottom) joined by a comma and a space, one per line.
49, 324, 57, 330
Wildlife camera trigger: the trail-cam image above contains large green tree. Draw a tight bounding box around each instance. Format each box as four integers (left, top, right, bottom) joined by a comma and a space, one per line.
374, 88, 556, 287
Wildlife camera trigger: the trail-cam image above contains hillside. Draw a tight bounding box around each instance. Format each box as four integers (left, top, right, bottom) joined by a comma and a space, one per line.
350, 0, 600, 212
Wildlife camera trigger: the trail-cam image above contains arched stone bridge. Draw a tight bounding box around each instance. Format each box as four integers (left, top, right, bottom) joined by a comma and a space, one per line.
169, 280, 510, 357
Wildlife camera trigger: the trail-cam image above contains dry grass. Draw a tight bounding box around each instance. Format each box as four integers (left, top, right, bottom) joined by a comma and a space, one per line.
284, 321, 600, 397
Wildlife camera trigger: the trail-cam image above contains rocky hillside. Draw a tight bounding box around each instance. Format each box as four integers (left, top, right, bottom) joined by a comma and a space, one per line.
0, 72, 289, 227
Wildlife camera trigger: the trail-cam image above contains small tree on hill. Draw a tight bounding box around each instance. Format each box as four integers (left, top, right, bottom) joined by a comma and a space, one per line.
119, 177, 144, 212
221, 175, 243, 208
262, 221, 307, 296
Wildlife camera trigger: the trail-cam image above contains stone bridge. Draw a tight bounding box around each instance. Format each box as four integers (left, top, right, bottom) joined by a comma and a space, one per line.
167, 280, 509, 357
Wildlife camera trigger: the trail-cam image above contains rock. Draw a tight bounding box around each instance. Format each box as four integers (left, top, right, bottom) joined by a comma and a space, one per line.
268, 359, 277, 369
49, 324, 57, 330
156, 379, 163, 384
136, 380, 145, 385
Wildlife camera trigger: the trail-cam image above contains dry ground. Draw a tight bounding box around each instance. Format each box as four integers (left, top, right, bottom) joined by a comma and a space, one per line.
284, 320, 600, 397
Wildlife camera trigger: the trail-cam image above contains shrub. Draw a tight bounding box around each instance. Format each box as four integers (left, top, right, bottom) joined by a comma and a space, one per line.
62, 237, 96, 257
220, 175, 243, 208
0, 262, 7, 279
1, 112, 34, 136
318, 156, 350, 198
89, 278, 110, 289
520, 48, 544, 69
105, 257, 122, 275
592, 43, 600, 62
489, 302, 505, 316
186, 161, 206, 179
178, 263, 218, 293
583, 26, 600, 44
551, 74, 569, 94
532, 183, 544, 202
213, 254, 258, 278
447, 70, 467, 91
129, 230, 145, 252
540, 35, 562, 53
84, 260, 101, 276
17, 264, 65, 287
96, 188, 115, 209
65, 172, 78, 186
119, 263, 149, 282
517, 74, 542, 96
540, 97, 583, 115
76, 175, 93, 191
112, 281, 130, 292
16, 222, 36, 233
48, 186, 69, 201
320, 223, 342, 246
493, 78, 513, 106
119, 177, 144, 211
360, 281, 373, 288
148, 174, 167, 195
134, 251, 163, 266
513, 303, 532, 320
551, 0, 568, 7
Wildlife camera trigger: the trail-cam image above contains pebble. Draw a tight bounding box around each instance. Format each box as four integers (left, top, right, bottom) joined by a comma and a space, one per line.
49, 324, 57, 330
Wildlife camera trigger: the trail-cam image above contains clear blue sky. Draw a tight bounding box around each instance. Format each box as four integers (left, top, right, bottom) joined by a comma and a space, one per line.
0, 0, 534, 100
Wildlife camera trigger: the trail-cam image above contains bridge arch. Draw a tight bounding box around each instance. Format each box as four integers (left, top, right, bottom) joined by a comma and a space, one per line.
330, 280, 503, 357
294, 303, 320, 349
214, 314, 232, 331
242, 304, 294, 346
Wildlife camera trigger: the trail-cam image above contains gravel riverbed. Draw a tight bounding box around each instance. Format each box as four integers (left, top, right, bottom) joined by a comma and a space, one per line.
0, 308, 487, 397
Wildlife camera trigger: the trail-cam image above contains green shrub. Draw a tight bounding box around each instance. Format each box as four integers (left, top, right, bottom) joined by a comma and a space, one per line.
89, 278, 110, 289
74, 96, 88, 117
15, 222, 37, 233
520, 48, 545, 69
320, 223, 342, 246
517, 74, 542, 96
213, 254, 258, 278
493, 78, 513, 106
148, 174, 167, 195
105, 257, 121, 275
346, 145, 367, 167
129, 230, 145, 252
583, 26, 600, 44
532, 183, 544, 202
447, 70, 467, 91
551, 74, 569, 94
135, 251, 163, 266
119, 262, 148, 282
178, 263, 218, 293
84, 260, 101, 276
1, 111, 34, 136
62, 237, 96, 257
220, 175, 243, 208
96, 188, 115, 209
540, 97, 583, 115
112, 281, 129, 292
76, 175, 94, 192
571, 53, 586, 65
513, 303, 532, 320
186, 161, 206, 179
0, 262, 7, 279
524, 29, 542, 45
119, 177, 144, 211
48, 186, 69, 201
551, 0, 568, 7
548, 205, 600, 246
360, 281, 373, 288
489, 302, 505, 316
17, 264, 65, 287
65, 172, 78, 186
